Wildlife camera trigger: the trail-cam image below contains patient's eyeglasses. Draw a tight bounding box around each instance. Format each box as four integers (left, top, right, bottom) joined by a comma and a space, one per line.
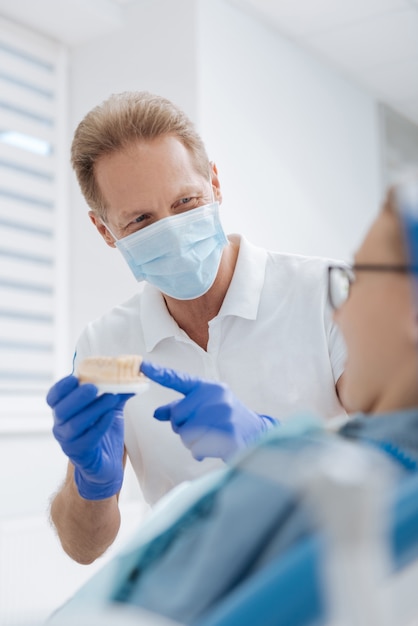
327, 264, 418, 310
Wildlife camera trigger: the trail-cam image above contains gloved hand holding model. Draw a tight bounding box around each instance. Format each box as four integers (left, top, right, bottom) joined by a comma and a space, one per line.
140, 361, 277, 462
47, 375, 133, 500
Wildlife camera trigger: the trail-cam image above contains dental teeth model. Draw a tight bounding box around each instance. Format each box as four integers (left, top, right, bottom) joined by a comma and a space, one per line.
77, 355, 149, 395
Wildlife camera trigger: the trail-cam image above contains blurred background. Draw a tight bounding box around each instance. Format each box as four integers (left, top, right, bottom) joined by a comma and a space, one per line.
0, 0, 417, 623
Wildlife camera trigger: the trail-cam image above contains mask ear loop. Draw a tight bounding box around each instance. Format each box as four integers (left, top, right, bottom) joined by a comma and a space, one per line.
101, 219, 119, 244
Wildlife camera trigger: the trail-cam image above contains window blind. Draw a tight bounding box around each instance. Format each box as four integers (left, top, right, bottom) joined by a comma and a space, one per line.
0, 17, 68, 428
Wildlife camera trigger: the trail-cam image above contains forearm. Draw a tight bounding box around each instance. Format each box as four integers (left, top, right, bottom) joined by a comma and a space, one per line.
50, 464, 121, 564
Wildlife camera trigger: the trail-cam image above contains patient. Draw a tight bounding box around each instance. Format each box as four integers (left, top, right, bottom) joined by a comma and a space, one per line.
50, 176, 418, 626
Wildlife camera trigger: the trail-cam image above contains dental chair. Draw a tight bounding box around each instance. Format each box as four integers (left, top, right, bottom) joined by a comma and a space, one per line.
197, 449, 418, 626
48, 416, 418, 626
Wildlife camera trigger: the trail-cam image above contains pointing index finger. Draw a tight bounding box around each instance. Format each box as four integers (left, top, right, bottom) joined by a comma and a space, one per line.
140, 361, 199, 396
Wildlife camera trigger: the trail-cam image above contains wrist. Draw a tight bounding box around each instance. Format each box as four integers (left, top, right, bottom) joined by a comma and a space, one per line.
74, 468, 122, 501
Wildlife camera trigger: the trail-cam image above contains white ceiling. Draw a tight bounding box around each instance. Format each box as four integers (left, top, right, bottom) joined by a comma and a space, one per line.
0, 0, 132, 45
0, 0, 417, 126
231, 0, 418, 126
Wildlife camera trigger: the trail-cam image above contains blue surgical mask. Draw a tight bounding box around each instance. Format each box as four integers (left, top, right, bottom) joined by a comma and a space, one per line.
107, 202, 228, 300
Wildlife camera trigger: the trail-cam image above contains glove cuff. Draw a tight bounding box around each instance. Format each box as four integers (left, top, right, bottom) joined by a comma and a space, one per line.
74, 468, 122, 501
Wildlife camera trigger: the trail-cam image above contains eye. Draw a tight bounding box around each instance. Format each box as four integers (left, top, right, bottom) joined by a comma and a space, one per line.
134, 214, 147, 223
122, 213, 150, 234
173, 197, 200, 210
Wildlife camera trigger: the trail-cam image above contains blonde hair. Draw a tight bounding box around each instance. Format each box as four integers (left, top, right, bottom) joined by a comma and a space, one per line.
71, 91, 211, 219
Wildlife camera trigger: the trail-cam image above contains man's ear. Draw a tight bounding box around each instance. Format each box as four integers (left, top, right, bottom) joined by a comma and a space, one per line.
89, 211, 116, 248
209, 161, 222, 205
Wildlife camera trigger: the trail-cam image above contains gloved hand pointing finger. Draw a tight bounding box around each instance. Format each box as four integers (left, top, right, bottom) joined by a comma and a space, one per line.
140, 361, 277, 462
140, 361, 201, 395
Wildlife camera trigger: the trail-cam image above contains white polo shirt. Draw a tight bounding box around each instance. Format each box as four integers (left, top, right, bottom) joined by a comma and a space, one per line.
74, 235, 346, 505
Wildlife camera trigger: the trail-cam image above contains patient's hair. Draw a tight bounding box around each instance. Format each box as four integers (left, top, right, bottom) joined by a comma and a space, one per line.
71, 91, 211, 219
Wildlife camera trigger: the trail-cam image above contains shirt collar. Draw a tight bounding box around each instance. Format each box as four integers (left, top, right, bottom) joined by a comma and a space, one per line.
141, 284, 181, 352
140, 234, 268, 351
217, 234, 267, 320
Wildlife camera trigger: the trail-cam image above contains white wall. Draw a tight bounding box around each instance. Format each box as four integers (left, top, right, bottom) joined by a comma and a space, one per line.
197, 0, 383, 261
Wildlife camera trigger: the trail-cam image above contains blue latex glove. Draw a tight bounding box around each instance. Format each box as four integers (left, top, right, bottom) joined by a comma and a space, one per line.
46, 375, 133, 500
140, 361, 277, 462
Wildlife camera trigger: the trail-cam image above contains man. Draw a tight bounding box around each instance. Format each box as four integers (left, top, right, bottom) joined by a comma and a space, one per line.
49, 177, 418, 626
47, 91, 345, 564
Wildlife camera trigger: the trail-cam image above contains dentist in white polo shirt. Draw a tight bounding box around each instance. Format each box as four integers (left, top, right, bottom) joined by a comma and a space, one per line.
46, 90, 346, 565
